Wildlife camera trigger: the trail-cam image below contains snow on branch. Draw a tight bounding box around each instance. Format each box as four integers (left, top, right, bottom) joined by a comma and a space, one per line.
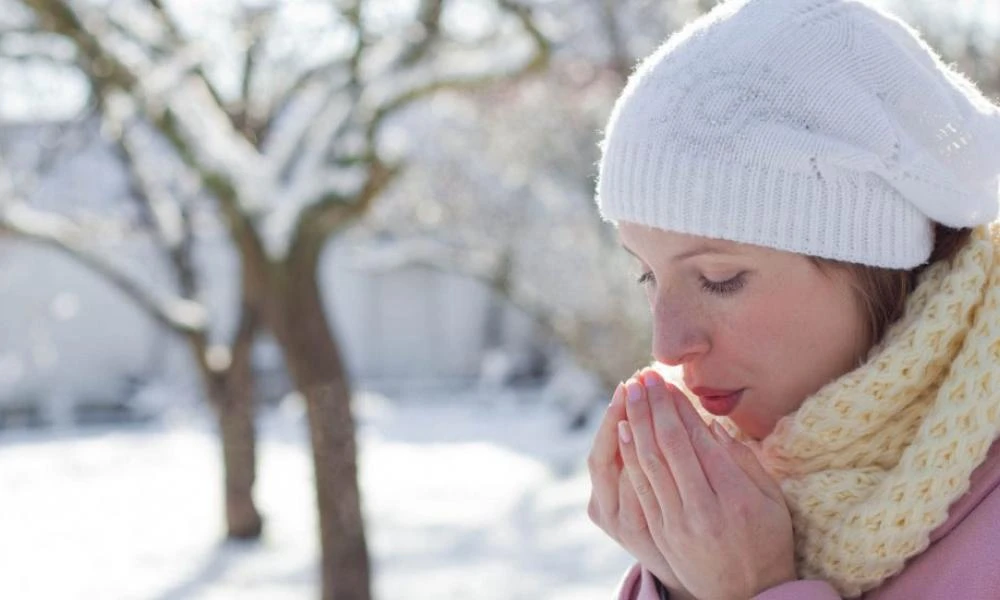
285, 156, 400, 261
104, 95, 187, 252
143, 0, 183, 43
259, 57, 351, 150
279, 0, 550, 254
364, 0, 549, 136
278, 79, 356, 196
394, 0, 444, 69
26, 0, 269, 218
155, 76, 271, 209
0, 203, 207, 335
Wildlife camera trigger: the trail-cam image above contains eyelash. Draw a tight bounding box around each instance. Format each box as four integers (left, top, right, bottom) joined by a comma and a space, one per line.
701, 273, 747, 295
636, 272, 747, 296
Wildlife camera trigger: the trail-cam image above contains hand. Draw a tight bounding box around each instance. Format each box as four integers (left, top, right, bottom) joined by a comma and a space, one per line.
618, 368, 796, 600
587, 377, 696, 600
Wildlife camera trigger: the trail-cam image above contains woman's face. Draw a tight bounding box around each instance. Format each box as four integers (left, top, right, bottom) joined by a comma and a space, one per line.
619, 222, 870, 440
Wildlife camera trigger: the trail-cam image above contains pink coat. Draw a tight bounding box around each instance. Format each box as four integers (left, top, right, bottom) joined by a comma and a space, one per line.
615, 439, 1000, 599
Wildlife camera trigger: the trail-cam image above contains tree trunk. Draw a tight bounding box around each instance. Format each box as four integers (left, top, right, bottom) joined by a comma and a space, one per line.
189, 301, 263, 541
215, 306, 263, 539
273, 250, 371, 600
214, 384, 263, 539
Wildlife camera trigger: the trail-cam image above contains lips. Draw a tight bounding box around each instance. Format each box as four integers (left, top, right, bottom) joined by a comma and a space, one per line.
689, 387, 744, 417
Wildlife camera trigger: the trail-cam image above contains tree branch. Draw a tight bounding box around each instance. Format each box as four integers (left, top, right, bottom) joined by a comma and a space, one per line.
232, 6, 276, 147
395, 0, 444, 68
284, 0, 549, 267
273, 5, 364, 188
145, 0, 183, 42
0, 203, 207, 335
24, 0, 137, 90
258, 57, 349, 147
366, 0, 550, 139
142, 0, 227, 104
105, 108, 201, 298
286, 155, 400, 268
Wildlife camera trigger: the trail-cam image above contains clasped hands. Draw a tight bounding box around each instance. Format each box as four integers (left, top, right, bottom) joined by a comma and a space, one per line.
587, 368, 796, 600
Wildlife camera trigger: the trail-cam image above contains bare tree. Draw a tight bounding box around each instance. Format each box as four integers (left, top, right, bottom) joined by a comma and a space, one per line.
8, 0, 549, 598
0, 112, 266, 537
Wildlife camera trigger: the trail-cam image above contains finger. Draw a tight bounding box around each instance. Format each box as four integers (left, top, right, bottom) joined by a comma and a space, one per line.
665, 375, 711, 436
588, 383, 627, 519
618, 464, 641, 520
617, 420, 667, 534
590, 382, 627, 470
618, 467, 645, 523
623, 377, 684, 514
618, 467, 676, 571
617, 449, 656, 536
637, 370, 714, 507
712, 422, 786, 504
659, 377, 757, 495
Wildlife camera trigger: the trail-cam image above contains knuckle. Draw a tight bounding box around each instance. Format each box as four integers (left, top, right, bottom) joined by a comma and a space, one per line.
637, 450, 662, 473
731, 496, 760, 521
620, 510, 649, 537
587, 497, 601, 525
588, 451, 615, 475
632, 476, 655, 499
657, 428, 689, 456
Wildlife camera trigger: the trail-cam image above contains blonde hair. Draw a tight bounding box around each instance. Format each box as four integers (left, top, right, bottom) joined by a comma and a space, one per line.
816, 225, 975, 350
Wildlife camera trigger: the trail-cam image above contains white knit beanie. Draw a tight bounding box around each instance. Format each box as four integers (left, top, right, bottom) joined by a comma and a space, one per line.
596, 0, 1000, 268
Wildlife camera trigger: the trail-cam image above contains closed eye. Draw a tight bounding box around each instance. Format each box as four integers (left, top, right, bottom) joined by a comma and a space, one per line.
700, 273, 746, 296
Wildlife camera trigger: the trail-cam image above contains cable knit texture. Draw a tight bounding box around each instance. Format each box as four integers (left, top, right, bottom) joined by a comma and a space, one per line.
679, 224, 1000, 597
596, 0, 1000, 268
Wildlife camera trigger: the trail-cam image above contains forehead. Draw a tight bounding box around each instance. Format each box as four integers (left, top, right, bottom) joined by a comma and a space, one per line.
618, 222, 753, 260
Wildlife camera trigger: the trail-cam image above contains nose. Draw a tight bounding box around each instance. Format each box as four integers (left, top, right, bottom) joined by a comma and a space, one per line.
650, 295, 711, 366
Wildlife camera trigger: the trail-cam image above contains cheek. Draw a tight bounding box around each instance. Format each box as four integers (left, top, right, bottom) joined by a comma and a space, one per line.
737, 282, 863, 393
712, 293, 790, 364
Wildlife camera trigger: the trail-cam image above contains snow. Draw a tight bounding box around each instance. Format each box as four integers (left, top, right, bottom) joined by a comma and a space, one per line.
0, 388, 633, 599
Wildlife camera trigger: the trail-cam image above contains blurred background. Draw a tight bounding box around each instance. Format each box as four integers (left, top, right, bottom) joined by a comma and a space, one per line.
0, 0, 995, 598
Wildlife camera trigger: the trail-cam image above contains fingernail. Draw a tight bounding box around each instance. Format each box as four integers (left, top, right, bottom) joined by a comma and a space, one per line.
618, 421, 633, 444
626, 379, 643, 404
642, 371, 660, 389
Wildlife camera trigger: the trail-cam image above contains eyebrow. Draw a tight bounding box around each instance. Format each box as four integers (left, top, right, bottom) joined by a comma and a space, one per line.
620, 242, 738, 263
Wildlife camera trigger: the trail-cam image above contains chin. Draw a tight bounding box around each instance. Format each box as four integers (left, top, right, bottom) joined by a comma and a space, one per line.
727, 409, 772, 441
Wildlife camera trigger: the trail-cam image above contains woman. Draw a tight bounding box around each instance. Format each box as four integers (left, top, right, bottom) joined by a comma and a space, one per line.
587, 0, 1000, 598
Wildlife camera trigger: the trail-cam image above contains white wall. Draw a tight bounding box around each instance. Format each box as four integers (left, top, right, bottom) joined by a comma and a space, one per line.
0, 234, 539, 414
324, 242, 498, 384
0, 238, 169, 421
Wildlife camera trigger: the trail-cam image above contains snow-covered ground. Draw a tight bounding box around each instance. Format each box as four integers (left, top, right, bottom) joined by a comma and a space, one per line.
0, 388, 633, 600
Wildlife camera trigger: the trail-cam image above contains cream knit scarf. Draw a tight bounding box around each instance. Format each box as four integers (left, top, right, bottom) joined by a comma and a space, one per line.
709, 223, 1000, 597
